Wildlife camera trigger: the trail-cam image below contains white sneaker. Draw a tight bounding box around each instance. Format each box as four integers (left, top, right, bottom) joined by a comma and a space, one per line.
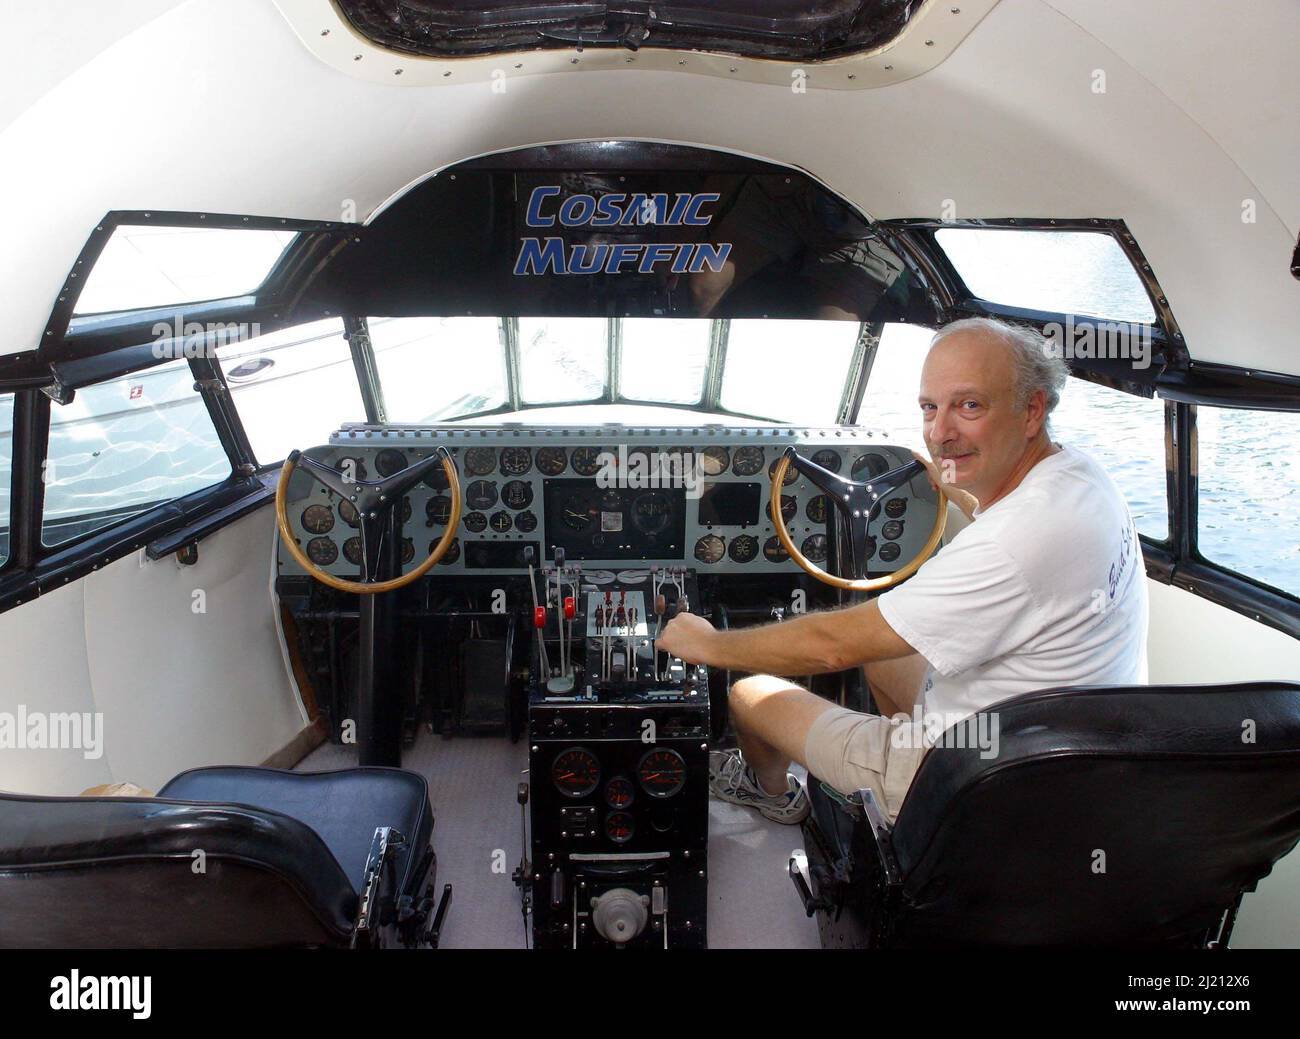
708, 750, 810, 825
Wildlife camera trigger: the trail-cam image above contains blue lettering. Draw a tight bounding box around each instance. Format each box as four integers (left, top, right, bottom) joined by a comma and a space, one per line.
525, 185, 560, 227
592, 194, 626, 227
638, 244, 678, 273
688, 242, 731, 273
665, 193, 693, 226
606, 243, 643, 272
514, 237, 567, 275
558, 194, 595, 226
570, 243, 611, 274
683, 192, 720, 226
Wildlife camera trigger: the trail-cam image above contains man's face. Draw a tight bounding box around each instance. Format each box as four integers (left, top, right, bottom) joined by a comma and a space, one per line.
918, 331, 1044, 502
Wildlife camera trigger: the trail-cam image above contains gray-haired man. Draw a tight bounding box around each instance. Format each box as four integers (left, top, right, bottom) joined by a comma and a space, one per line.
657, 317, 1149, 823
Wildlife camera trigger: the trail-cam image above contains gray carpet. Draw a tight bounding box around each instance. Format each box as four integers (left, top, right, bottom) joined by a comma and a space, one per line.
298, 733, 820, 949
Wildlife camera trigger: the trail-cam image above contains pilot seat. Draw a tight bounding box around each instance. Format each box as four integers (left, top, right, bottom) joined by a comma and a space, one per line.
0, 766, 452, 948
789, 681, 1300, 948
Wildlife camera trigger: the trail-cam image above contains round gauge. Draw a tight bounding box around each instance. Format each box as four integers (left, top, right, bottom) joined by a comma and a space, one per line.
570, 447, 607, 477
464, 447, 497, 476
852, 452, 890, 480
342, 536, 363, 566
306, 537, 337, 566
502, 480, 533, 510
812, 449, 842, 474
399, 497, 412, 524
500, 447, 532, 476
885, 497, 908, 518
882, 520, 904, 541
463, 511, 487, 533
605, 811, 635, 845
599, 489, 622, 512
700, 445, 730, 477
338, 500, 360, 528
436, 538, 461, 565
536, 446, 567, 476
763, 536, 789, 563
606, 777, 635, 809
336, 456, 367, 481
769, 494, 797, 524
489, 510, 512, 533
694, 534, 725, 565
301, 504, 335, 534
768, 458, 798, 487
802, 534, 828, 563
864, 535, 877, 560
631, 492, 671, 535
552, 747, 600, 799
560, 495, 596, 532
465, 480, 498, 510
401, 538, 415, 564
879, 542, 902, 563
376, 449, 406, 477
806, 495, 828, 525
426, 495, 453, 526
732, 446, 764, 477
423, 456, 453, 490
638, 748, 687, 799
515, 510, 538, 533
728, 534, 759, 563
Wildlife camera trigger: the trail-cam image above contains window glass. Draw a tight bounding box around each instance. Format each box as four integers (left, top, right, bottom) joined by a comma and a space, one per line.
371, 317, 507, 421
721, 319, 858, 423
1049, 377, 1168, 541
42, 361, 230, 547
860, 324, 1168, 540
518, 317, 607, 403
0, 394, 13, 567
935, 228, 1156, 324
1198, 406, 1300, 596
855, 323, 931, 453
619, 319, 710, 404
218, 319, 365, 466
74, 225, 297, 315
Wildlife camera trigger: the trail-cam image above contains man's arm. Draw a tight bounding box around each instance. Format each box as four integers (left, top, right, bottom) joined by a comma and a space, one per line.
655, 599, 915, 676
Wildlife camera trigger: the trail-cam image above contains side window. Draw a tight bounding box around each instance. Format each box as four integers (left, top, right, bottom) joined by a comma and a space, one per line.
855, 323, 932, 453
0, 393, 13, 567
1049, 377, 1168, 542
217, 319, 366, 466
1197, 406, 1299, 597
42, 361, 231, 548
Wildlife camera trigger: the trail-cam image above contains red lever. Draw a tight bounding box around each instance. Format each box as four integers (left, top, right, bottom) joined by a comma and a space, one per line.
533, 606, 547, 629
563, 596, 576, 620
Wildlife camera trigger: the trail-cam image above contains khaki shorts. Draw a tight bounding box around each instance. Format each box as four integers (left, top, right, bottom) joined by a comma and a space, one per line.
803, 707, 930, 824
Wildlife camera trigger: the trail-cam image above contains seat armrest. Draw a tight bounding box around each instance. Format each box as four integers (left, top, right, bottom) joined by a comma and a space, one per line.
352, 826, 406, 948
854, 788, 902, 890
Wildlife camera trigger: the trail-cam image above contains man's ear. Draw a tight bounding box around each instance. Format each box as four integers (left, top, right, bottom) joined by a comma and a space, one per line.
1024, 388, 1048, 437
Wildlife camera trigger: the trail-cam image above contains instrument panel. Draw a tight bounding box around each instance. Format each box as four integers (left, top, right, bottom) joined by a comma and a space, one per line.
276, 424, 939, 578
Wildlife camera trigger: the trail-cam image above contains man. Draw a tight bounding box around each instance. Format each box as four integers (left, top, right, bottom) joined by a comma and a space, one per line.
656, 317, 1149, 824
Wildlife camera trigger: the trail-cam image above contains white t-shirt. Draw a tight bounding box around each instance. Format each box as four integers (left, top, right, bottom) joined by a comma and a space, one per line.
876, 443, 1148, 724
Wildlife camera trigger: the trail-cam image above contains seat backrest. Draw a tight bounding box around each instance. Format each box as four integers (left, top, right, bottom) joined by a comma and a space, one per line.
888, 682, 1300, 947
0, 793, 358, 949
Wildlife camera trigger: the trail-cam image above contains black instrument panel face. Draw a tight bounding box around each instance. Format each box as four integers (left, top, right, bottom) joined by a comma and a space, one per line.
276, 425, 936, 577
543, 479, 687, 560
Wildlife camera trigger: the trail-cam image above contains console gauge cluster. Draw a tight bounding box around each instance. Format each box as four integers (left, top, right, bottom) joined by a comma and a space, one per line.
276, 424, 938, 579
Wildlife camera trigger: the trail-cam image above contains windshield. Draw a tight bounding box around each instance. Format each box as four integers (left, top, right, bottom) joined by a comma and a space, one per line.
328, 315, 863, 424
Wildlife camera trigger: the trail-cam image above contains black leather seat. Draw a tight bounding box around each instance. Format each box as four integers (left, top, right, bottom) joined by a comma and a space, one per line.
0, 766, 448, 949
792, 682, 1300, 948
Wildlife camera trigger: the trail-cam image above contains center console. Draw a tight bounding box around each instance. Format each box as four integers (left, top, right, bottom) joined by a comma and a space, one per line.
521, 560, 710, 948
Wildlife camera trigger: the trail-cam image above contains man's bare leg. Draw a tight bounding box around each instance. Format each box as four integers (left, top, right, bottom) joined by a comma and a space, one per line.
728, 674, 839, 795
862, 654, 928, 718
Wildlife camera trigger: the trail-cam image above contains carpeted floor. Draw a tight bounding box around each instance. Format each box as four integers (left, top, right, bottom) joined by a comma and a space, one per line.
298, 732, 820, 949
